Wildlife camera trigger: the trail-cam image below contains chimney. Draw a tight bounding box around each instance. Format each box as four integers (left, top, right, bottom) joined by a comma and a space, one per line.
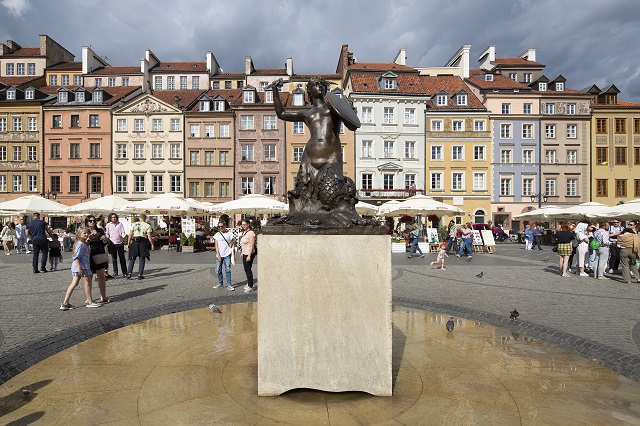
520, 48, 537, 62
245, 56, 255, 75
6, 40, 21, 52
393, 48, 406, 66
141, 58, 149, 92
479, 45, 496, 70
206, 51, 221, 76
286, 57, 294, 76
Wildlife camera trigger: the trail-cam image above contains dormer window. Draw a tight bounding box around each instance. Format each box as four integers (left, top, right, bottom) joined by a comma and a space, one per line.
539, 82, 547, 91
259, 82, 269, 92
436, 94, 448, 106
200, 100, 210, 112
58, 91, 68, 103
93, 89, 103, 103
293, 92, 304, 106
485, 74, 494, 81
265, 90, 273, 104
6, 89, 16, 100
555, 82, 564, 91
214, 100, 225, 112
456, 93, 468, 106
75, 91, 85, 102
383, 78, 396, 90
243, 90, 255, 103
25, 89, 34, 100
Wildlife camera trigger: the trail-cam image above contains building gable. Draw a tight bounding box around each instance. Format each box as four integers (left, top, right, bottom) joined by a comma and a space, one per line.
114, 93, 180, 115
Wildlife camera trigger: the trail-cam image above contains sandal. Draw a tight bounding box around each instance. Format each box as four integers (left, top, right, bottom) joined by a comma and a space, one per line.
99, 297, 112, 304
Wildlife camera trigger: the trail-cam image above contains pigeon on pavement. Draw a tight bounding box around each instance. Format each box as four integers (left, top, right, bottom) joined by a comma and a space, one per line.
510, 309, 519, 320
476, 272, 483, 278
446, 317, 455, 332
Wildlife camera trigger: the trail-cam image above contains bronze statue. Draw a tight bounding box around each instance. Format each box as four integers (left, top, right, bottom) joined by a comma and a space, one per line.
269, 77, 374, 228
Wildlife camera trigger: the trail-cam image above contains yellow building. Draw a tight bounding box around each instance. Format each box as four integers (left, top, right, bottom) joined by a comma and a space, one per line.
44, 62, 82, 87
585, 84, 640, 203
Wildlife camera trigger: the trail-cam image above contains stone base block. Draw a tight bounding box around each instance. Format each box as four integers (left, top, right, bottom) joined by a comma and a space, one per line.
258, 234, 392, 396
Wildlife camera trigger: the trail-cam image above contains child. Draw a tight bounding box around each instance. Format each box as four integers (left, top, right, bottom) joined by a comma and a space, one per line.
49, 234, 63, 271
60, 227, 102, 310
524, 225, 534, 250
430, 242, 449, 269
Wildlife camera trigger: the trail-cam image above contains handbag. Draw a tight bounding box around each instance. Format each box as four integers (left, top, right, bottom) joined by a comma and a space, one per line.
92, 252, 109, 264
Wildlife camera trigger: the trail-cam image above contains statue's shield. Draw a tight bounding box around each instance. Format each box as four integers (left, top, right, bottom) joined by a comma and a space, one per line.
326, 92, 361, 131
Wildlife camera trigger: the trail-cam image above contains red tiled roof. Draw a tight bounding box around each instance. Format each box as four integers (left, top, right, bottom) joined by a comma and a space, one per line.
592, 100, 640, 108
2, 47, 41, 57
89, 66, 141, 75
102, 86, 141, 105
421, 76, 486, 110
347, 62, 416, 72
251, 68, 288, 76
46, 62, 82, 71
151, 62, 207, 73
350, 74, 430, 94
466, 69, 530, 91
38, 86, 61, 95
152, 89, 206, 109
230, 91, 289, 107
212, 73, 245, 79
0, 76, 42, 86
186, 89, 243, 111
529, 88, 591, 96
493, 58, 544, 68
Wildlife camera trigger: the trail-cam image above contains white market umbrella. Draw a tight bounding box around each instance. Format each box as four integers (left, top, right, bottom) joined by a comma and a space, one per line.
377, 200, 401, 216
513, 205, 564, 221
0, 195, 68, 215
123, 193, 208, 216
590, 202, 640, 220
385, 195, 465, 217
65, 195, 131, 215
355, 201, 379, 216
545, 202, 610, 220
209, 194, 289, 215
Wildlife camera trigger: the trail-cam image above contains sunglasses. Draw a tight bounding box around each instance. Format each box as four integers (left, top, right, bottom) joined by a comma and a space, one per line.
87, 219, 95, 222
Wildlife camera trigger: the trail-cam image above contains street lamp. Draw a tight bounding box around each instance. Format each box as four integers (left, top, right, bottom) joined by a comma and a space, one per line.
42, 191, 58, 200
530, 192, 548, 208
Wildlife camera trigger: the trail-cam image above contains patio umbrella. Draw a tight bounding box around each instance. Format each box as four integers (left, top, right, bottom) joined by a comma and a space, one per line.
0, 195, 68, 215
355, 201, 379, 216
377, 200, 401, 216
385, 195, 465, 217
65, 195, 131, 215
590, 202, 640, 220
123, 193, 208, 216
512, 205, 564, 221
544, 202, 610, 220
209, 194, 289, 215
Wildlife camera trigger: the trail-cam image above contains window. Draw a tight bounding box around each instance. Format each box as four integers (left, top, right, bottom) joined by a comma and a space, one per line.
383, 78, 396, 90
12, 146, 21, 161
436, 94, 447, 106
0, 146, 4, 161
596, 147, 608, 165
383, 174, 394, 190
259, 82, 269, 92
117, 119, 126, 132
74, 75, 82, 85
180, 76, 188, 90
152, 175, 163, 193
134, 175, 145, 192
456, 94, 467, 106
545, 124, 556, 139
566, 124, 577, 138
361, 174, 373, 190
383, 107, 395, 124
69, 176, 80, 193
12, 175, 22, 192
89, 143, 100, 159
47, 175, 60, 193
634, 118, 640, 134
50, 143, 60, 159
94, 78, 102, 87
5, 63, 14, 75
539, 82, 547, 91
204, 124, 214, 137
263, 115, 277, 130
431, 120, 443, 131
615, 147, 627, 165
522, 149, 534, 164
360, 140, 372, 158
152, 144, 163, 159
170, 143, 181, 159
205, 182, 215, 197
134, 119, 144, 132
293, 93, 304, 106
241, 115, 254, 130
202, 151, 214, 166
49, 75, 57, 85
213, 82, 220, 89
500, 123, 511, 138
241, 177, 254, 195
566, 178, 577, 196
596, 118, 607, 133
58, 91, 68, 103
452, 145, 464, 160
473, 173, 486, 190
522, 123, 533, 139
219, 124, 229, 138
500, 149, 512, 164
523, 73, 532, 83
452, 120, 464, 131
134, 144, 144, 159
293, 122, 304, 134
451, 173, 464, 190
90, 175, 102, 194
188, 124, 200, 138
263, 144, 276, 161
0, 118, 5, 132
484, 74, 494, 81
28, 63, 35, 75
190, 151, 200, 165
474, 120, 485, 131
567, 104, 576, 115
404, 141, 415, 159
219, 151, 229, 165
362, 107, 373, 123
220, 182, 230, 197
75, 91, 84, 102
70, 115, 79, 128
69, 143, 80, 159
523, 178, 534, 196
116, 144, 127, 159
241, 145, 254, 161
6, 89, 15, 100
89, 115, 99, 127
264, 90, 273, 104
152, 119, 162, 132
430, 173, 443, 190
501, 103, 511, 114
567, 150, 577, 164
108, 78, 115, 87
404, 108, 416, 124
171, 119, 180, 131
545, 103, 555, 115
473, 146, 485, 161
225, 81, 233, 89
28, 117, 37, 131
595, 179, 608, 197
52, 115, 62, 128
508, 73, 517, 81
189, 182, 200, 197
122, 77, 129, 87
405, 174, 416, 189
293, 147, 304, 162
13, 118, 22, 131
635, 147, 640, 165
383, 141, 394, 158
170, 175, 181, 193
25, 89, 34, 100
115, 175, 127, 193
27, 146, 36, 161
615, 118, 626, 133
154, 76, 162, 90
264, 176, 276, 195
243, 91, 254, 103
545, 150, 557, 163
500, 178, 512, 196
615, 179, 627, 197
636, 180, 640, 197
545, 178, 556, 196
0, 175, 5, 192
431, 145, 443, 160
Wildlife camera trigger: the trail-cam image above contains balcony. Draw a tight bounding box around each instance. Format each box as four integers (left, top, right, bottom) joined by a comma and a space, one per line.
357, 189, 425, 200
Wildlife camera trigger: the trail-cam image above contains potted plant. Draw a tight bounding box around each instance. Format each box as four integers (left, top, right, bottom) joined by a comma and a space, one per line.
181, 233, 195, 253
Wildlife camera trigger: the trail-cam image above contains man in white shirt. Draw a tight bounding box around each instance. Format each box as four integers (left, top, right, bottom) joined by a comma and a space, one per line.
105, 213, 127, 278
213, 221, 235, 290
14, 218, 29, 254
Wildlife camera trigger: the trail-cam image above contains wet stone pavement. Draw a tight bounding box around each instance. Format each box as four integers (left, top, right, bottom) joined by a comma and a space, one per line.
0, 241, 639, 385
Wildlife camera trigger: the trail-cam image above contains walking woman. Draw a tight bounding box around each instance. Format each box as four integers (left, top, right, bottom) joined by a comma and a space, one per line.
408, 225, 424, 258
1, 221, 16, 255
445, 220, 458, 254
240, 218, 257, 293
555, 223, 574, 277
85, 215, 111, 303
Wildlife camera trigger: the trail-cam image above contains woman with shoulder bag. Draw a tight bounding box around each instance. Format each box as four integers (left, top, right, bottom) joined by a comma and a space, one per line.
555, 223, 575, 277
85, 215, 111, 304
240, 218, 257, 293
574, 221, 591, 277
1, 222, 16, 255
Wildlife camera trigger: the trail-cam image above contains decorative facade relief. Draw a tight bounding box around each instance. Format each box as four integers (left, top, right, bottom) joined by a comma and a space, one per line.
557, 102, 566, 115
129, 99, 169, 116
614, 136, 627, 145
578, 102, 590, 115
596, 136, 608, 145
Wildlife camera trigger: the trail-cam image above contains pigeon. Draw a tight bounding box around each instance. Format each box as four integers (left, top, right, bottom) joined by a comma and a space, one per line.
510, 309, 519, 320
209, 304, 221, 313
22, 389, 31, 398
446, 317, 455, 332
476, 272, 484, 278
541, 257, 549, 263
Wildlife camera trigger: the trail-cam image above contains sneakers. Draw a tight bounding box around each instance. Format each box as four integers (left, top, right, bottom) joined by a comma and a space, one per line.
608, 268, 614, 274
244, 286, 255, 293
226, 286, 235, 291
85, 302, 102, 308
567, 269, 574, 274
579, 272, 589, 277
420, 254, 425, 258
213, 284, 223, 289
562, 273, 571, 277
59, 303, 74, 311
137, 275, 145, 280
125, 274, 132, 280
26, 250, 31, 254
407, 256, 413, 258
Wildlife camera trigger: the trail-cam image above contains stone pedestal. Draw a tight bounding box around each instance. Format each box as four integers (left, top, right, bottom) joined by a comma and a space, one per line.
257, 234, 392, 396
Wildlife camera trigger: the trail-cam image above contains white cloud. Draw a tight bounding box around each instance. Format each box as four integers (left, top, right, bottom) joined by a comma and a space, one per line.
1, 0, 30, 17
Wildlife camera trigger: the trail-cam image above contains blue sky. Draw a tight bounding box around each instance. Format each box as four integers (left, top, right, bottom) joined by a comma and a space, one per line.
2, 0, 640, 102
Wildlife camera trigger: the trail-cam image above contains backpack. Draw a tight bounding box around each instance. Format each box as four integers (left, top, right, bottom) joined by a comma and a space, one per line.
589, 238, 601, 250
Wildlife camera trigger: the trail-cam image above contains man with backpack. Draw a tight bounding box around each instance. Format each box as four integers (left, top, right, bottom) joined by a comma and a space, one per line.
593, 222, 611, 280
